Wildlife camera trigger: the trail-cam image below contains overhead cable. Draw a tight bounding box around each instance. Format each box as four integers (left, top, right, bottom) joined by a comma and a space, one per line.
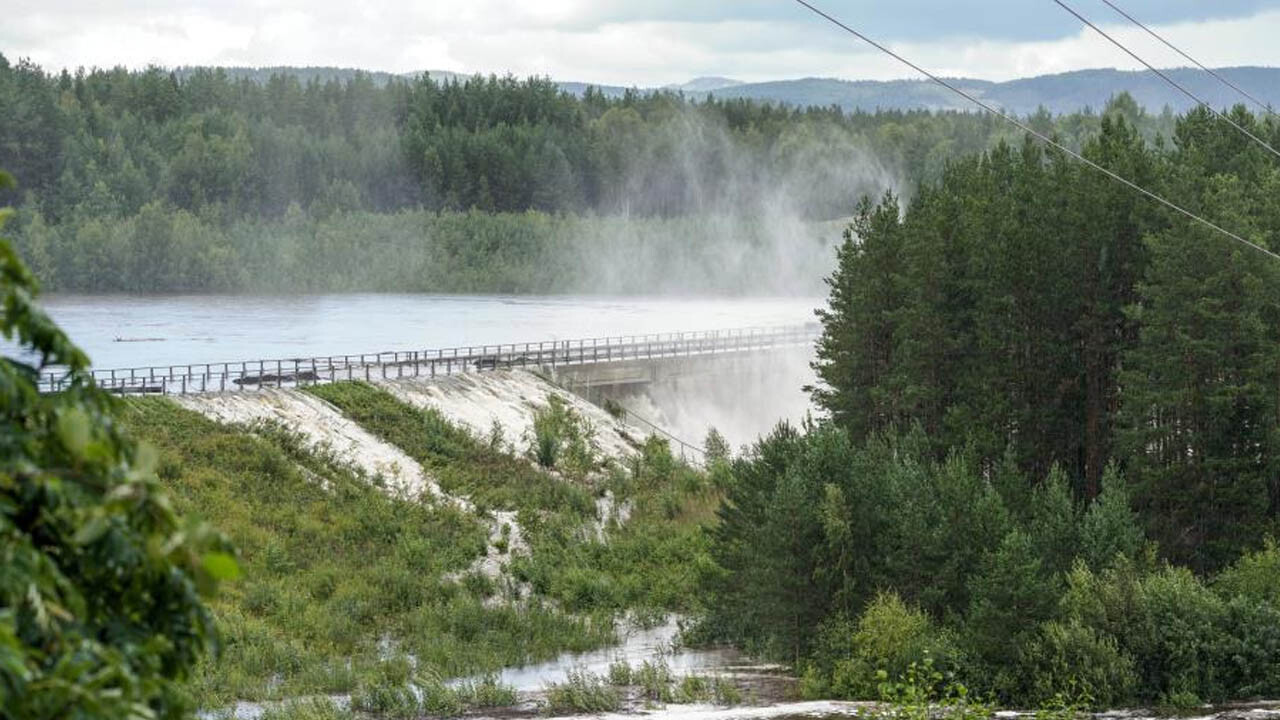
1097, 0, 1278, 120
787, 0, 1280, 263
1053, 0, 1280, 161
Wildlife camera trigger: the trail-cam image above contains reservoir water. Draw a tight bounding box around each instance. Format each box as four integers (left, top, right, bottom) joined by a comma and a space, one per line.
25, 294, 823, 371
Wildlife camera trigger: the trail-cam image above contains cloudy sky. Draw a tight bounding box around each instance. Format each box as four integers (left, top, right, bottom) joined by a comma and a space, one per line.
3, 1, 1278, 85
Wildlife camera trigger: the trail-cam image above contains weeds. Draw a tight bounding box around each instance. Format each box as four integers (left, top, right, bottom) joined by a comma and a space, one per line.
876, 656, 993, 720
529, 393, 598, 476
259, 698, 354, 720
543, 670, 621, 714
454, 674, 519, 708
605, 658, 744, 707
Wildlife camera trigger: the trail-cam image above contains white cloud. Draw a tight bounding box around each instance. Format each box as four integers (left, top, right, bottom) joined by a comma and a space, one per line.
1, 2, 1277, 84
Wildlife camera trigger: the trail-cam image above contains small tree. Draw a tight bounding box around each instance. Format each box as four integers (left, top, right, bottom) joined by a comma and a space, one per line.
0, 169, 236, 720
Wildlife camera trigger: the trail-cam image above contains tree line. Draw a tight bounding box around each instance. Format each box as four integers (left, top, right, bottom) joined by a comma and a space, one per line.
0, 54, 1176, 292
700, 105, 1280, 707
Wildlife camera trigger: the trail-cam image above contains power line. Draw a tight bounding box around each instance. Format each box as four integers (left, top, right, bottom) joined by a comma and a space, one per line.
1053, 0, 1280, 162
1097, 0, 1278, 120
787, 0, 1280, 263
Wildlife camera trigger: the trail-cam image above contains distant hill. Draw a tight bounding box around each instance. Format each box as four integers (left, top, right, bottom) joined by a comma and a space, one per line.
173, 65, 1280, 115
665, 76, 743, 92
693, 67, 1280, 115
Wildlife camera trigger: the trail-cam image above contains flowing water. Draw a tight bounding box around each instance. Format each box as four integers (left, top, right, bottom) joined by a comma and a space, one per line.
19, 293, 822, 370
480, 619, 743, 692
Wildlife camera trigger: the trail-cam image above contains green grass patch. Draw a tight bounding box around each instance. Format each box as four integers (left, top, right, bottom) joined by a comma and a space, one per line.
305, 382, 595, 516
121, 398, 613, 708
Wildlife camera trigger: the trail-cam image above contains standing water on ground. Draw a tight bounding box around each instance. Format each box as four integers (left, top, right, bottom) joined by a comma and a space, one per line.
22, 294, 822, 370
482, 619, 742, 692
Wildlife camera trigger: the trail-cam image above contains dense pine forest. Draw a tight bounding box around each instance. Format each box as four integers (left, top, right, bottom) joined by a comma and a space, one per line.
0, 55, 1176, 293
701, 106, 1280, 708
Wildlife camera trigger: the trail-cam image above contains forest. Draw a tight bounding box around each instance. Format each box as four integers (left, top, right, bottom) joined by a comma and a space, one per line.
0, 54, 1176, 293
700, 106, 1280, 708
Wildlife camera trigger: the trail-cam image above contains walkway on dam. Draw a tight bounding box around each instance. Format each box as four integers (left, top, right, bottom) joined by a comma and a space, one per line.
40, 323, 821, 395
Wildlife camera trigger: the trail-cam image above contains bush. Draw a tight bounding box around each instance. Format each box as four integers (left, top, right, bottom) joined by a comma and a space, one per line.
454, 674, 518, 708
0, 169, 236, 720
1214, 539, 1280, 606
1015, 620, 1137, 709
1057, 560, 1278, 704
814, 591, 958, 699
528, 394, 597, 474
543, 670, 621, 713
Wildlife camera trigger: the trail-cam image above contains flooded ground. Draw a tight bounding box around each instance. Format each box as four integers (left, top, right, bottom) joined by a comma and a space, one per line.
478, 620, 748, 692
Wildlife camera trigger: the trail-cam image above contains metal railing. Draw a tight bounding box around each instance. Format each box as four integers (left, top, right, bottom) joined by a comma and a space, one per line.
38, 323, 821, 396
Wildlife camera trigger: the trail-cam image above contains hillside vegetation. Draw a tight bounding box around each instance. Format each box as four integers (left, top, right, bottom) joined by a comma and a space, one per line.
119, 383, 719, 710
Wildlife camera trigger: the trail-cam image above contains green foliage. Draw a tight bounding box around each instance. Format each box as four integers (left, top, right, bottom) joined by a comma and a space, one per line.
875, 656, 992, 720
809, 107, 1280, 574
1057, 560, 1280, 703
1213, 538, 1280, 605
543, 670, 621, 714
0, 169, 233, 719
704, 420, 1280, 707
703, 427, 731, 463
815, 592, 959, 700
120, 398, 613, 706
528, 393, 598, 475
304, 382, 594, 516
1015, 620, 1137, 709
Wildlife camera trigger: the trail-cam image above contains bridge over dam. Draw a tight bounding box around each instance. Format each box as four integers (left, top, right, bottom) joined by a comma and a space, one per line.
40, 323, 821, 396
40, 323, 821, 452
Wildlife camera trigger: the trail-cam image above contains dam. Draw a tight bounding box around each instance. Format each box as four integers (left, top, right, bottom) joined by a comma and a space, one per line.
45, 323, 822, 452
40, 323, 820, 396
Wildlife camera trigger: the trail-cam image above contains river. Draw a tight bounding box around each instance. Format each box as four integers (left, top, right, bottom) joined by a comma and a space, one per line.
22, 294, 823, 371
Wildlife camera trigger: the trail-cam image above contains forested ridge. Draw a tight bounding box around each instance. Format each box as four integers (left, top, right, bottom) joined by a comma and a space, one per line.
0, 54, 1175, 293
700, 105, 1280, 708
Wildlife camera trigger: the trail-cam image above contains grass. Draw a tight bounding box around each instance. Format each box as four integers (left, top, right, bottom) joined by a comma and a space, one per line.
605, 658, 745, 707
121, 398, 612, 709
120, 382, 722, 713
544, 670, 622, 714
305, 382, 596, 516
305, 382, 721, 615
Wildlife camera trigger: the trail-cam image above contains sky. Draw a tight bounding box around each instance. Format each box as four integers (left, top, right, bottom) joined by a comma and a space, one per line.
2, 1, 1278, 85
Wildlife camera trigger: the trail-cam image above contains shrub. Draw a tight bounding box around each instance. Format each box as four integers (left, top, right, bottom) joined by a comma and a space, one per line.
0, 170, 236, 720
1057, 560, 1272, 704
454, 674, 518, 708
608, 660, 633, 686
1015, 620, 1137, 709
1214, 538, 1280, 606
635, 658, 676, 703
817, 591, 958, 699
528, 394, 597, 474
543, 670, 621, 713
350, 680, 420, 718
